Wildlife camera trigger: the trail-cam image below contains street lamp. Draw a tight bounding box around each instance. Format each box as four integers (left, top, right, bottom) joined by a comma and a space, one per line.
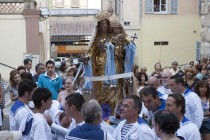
40, 7, 51, 18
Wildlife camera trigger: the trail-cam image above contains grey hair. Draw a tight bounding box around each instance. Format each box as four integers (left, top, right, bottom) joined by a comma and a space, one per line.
81, 99, 102, 123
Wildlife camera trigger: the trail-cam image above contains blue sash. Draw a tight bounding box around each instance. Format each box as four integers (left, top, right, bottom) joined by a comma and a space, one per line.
138, 117, 148, 125
124, 43, 136, 73
181, 116, 191, 125
11, 100, 25, 115
158, 99, 166, 111
22, 113, 33, 135
11, 100, 33, 136
84, 60, 93, 91
183, 88, 192, 96
105, 42, 117, 85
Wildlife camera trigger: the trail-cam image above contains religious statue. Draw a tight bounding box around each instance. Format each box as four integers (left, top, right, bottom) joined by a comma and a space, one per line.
85, 11, 136, 112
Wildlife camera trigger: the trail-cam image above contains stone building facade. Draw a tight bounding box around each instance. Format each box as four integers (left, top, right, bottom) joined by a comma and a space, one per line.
201, 0, 210, 58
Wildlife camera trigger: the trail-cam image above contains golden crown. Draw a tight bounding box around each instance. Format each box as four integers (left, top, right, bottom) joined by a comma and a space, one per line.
95, 11, 112, 21
110, 19, 121, 28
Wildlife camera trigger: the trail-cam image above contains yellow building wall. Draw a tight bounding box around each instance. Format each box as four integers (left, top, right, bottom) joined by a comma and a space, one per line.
0, 15, 26, 80
138, 0, 201, 73
140, 15, 201, 73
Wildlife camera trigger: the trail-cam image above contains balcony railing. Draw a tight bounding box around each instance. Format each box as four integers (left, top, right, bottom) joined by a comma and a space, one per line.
0, 0, 24, 14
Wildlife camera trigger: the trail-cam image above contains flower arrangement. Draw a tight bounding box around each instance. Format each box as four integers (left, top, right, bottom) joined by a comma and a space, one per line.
101, 103, 111, 122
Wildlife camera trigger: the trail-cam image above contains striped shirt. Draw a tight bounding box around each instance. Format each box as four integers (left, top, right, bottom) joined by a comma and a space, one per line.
121, 124, 134, 140
0, 81, 6, 108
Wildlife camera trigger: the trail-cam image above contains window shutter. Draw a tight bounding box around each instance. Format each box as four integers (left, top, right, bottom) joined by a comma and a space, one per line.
55, 0, 64, 7
196, 41, 201, 61
170, 0, 178, 14
71, 0, 80, 8
199, 0, 201, 15
145, 0, 153, 13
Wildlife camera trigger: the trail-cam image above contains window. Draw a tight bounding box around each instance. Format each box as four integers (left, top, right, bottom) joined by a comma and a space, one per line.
145, 0, 177, 14
55, 0, 64, 7
71, 0, 80, 8
154, 0, 167, 12
154, 41, 168, 45
199, 0, 201, 15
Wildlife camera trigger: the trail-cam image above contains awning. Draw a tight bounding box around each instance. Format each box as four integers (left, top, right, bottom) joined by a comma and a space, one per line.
50, 21, 96, 36
50, 9, 99, 16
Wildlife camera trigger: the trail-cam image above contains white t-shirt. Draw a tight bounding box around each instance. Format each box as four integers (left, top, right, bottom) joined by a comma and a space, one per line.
29, 113, 52, 140
158, 86, 172, 95
9, 100, 34, 140
182, 89, 204, 128
100, 120, 115, 135
176, 117, 201, 140
113, 120, 155, 140
68, 118, 84, 132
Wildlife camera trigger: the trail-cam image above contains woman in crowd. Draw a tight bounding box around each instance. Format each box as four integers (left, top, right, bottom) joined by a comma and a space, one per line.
76, 76, 85, 94
57, 78, 76, 108
135, 72, 148, 94
184, 66, 199, 90
132, 65, 140, 76
151, 62, 163, 76
9, 70, 21, 102
195, 64, 203, 80
194, 80, 210, 140
64, 67, 77, 79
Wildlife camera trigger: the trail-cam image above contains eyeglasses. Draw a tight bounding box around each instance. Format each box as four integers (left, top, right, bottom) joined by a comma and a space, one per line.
147, 84, 154, 87
161, 77, 168, 79
121, 104, 133, 109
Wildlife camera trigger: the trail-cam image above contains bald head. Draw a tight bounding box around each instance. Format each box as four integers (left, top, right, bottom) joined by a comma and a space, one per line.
161, 70, 172, 87
147, 76, 159, 89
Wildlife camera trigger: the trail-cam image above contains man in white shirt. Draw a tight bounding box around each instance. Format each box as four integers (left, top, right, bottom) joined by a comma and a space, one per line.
141, 87, 166, 120
165, 94, 201, 140
64, 93, 85, 132
113, 95, 155, 140
169, 72, 204, 129
9, 79, 36, 140
24, 58, 36, 76
153, 110, 183, 140
169, 61, 179, 76
148, 76, 168, 100
29, 88, 53, 140
65, 93, 115, 136
158, 70, 172, 95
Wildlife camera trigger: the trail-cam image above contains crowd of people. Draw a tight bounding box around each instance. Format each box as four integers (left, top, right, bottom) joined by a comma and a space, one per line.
0, 55, 209, 140
0, 11, 210, 140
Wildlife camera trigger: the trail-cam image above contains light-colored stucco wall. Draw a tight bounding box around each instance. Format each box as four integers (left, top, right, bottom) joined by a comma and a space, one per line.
0, 15, 26, 81
51, 0, 88, 8
139, 0, 201, 73
140, 16, 201, 72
